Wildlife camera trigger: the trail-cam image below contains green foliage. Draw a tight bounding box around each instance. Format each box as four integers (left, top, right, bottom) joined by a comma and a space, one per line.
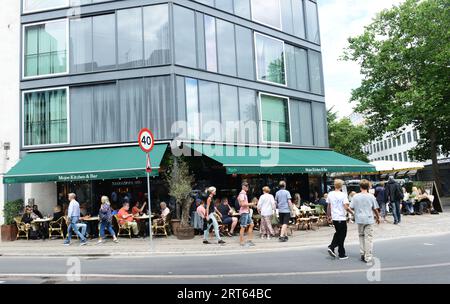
164, 156, 194, 227
327, 109, 370, 162
342, 0, 450, 163
3, 199, 24, 225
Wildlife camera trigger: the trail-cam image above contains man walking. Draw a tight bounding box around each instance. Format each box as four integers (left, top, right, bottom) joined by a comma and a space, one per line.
327, 179, 353, 259
64, 193, 87, 246
275, 181, 293, 242
385, 176, 403, 224
375, 182, 386, 222
239, 182, 256, 247
349, 180, 380, 263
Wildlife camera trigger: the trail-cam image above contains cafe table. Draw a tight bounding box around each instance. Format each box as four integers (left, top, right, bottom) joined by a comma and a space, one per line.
31, 217, 53, 239
134, 214, 154, 237
83, 216, 99, 238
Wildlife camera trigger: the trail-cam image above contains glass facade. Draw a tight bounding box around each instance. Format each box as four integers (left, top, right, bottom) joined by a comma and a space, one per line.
23, 0, 68, 13
251, 0, 282, 29
23, 88, 68, 146
260, 94, 290, 143
24, 20, 67, 77
255, 33, 286, 85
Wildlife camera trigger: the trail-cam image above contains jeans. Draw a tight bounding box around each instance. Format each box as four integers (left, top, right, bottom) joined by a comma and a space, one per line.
358, 224, 374, 261
66, 216, 86, 242
99, 221, 116, 239
76, 223, 87, 237
390, 201, 401, 223
403, 202, 414, 214
329, 220, 348, 257
378, 201, 386, 218
204, 213, 221, 241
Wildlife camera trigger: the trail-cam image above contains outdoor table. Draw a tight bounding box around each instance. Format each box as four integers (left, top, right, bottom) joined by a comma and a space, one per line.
82, 216, 99, 238
134, 215, 153, 220
32, 217, 53, 223
83, 216, 99, 222
31, 217, 53, 239
134, 215, 153, 237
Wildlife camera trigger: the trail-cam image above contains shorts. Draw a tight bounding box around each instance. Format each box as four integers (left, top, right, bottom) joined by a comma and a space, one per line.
222, 217, 233, 225
279, 212, 291, 225
239, 213, 253, 228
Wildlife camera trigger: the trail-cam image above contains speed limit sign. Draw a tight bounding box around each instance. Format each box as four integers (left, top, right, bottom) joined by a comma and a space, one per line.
138, 128, 155, 153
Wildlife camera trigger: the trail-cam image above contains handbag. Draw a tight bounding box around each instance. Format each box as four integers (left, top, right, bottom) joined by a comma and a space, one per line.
271, 213, 279, 226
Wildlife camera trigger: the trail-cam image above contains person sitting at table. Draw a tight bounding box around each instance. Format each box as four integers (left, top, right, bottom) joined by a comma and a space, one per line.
79, 203, 92, 238
22, 206, 44, 239
118, 202, 139, 237
217, 198, 238, 237
32, 205, 43, 219
132, 201, 147, 217
153, 202, 170, 225
52, 205, 64, 222
191, 198, 204, 235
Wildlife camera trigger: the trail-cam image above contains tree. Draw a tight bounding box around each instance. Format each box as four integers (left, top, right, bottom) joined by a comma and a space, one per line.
327, 109, 370, 162
165, 156, 194, 227
342, 0, 450, 192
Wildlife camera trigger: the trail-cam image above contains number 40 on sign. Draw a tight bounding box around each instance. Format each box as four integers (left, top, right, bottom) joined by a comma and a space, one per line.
138, 128, 155, 172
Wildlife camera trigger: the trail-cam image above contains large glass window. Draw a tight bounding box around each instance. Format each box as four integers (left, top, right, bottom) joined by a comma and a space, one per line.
251, 0, 282, 29
236, 26, 255, 80
70, 18, 93, 73
216, 0, 234, 13
216, 19, 237, 76
23, 88, 68, 146
255, 33, 286, 85
185, 78, 200, 139
305, 0, 320, 44
23, 0, 68, 13
93, 14, 116, 71
260, 93, 290, 143
308, 50, 323, 94
204, 15, 217, 72
292, 0, 306, 39
174, 6, 197, 68
220, 85, 240, 142
234, 0, 251, 19
117, 8, 143, 69
24, 20, 68, 77
199, 81, 221, 141
239, 88, 258, 144
144, 4, 170, 66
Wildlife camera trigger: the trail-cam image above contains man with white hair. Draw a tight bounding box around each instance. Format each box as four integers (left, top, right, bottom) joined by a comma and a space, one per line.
64, 193, 87, 245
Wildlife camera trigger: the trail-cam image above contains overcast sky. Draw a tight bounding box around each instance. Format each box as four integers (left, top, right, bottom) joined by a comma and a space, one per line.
318, 0, 403, 118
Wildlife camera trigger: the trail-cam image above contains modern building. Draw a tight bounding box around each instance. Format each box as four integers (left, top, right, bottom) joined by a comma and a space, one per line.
3, 0, 373, 216
0, 0, 21, 225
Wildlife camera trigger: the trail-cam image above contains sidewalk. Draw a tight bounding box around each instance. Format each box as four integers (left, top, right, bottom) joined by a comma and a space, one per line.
1, 208, 449, 257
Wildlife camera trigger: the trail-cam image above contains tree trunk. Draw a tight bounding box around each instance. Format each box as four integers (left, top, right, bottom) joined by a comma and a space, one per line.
430, 130, 443, 195
181, 197, 193, 227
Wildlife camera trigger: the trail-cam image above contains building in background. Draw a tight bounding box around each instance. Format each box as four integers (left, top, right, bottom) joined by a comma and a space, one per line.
0, 0, 21, 225
3, 0, 373, 217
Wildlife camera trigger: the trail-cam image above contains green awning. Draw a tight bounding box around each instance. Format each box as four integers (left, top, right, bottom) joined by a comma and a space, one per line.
187, 144, 375, 174
3, 145, 167, 184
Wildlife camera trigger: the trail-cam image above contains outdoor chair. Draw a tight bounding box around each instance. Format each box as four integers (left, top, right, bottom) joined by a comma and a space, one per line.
15, 216, 29, 240
114, 214, 132, 238
153, 213, 171, 237
48, 216, 65, 239
296, 212, 312, 230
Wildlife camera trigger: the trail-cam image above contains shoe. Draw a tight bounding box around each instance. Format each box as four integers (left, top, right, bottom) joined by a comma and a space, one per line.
260, 235, 265, 239
279, 237, 287, 242
97, 239, 104, 244
240, 242, 251, 247
246, 240, 255, 246
63, 241, 71, 246
327, 247, 336, 258
113, 238, 119, 243
339, 255, 349, 260
203, 240, 210, 244
394, 222, 398, 225
267, 235, 271, 240
361, 255, 366, 262
218, 239, 226, 244
226, 232, 233, 237
80, 240, 87, 246
284, 236, 289, 241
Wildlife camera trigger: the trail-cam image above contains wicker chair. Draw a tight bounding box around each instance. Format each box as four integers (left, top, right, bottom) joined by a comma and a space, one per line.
48, 216, 65, 239
114, 214, 132, 238
152, 213, 171, 237
15, 216, 30, 240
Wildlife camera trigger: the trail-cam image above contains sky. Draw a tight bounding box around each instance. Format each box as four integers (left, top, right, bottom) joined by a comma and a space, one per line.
317, 0, 403, 118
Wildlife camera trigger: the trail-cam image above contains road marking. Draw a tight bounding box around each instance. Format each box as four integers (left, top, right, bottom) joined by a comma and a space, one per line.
424, 243, 434, 246
0, 281, 5, 284
1, 262, 450, 280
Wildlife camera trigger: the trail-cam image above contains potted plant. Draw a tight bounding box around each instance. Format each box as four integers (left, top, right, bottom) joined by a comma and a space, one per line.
165, 156, 195, 240
1, 199, 24, 241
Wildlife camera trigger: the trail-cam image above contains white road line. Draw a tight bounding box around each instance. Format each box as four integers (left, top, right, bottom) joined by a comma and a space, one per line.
0, 262, 450, 280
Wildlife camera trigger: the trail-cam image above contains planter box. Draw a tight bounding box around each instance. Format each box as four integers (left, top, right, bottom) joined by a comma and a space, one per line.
176, 226, 195, 240
1, 224, 18, 241
170, 219, 181, 236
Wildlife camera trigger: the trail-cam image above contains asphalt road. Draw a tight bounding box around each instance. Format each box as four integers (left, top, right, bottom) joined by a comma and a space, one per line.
0, 233, 449, 284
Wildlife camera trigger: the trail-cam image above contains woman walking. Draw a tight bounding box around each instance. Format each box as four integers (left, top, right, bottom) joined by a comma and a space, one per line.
98, 196, 118, 244
258, 186, 276, 239
203, 187, 226, 245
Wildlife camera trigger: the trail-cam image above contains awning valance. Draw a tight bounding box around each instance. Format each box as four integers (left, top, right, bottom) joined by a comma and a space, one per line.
187, 144, 375, 175
3, 145, 167, 184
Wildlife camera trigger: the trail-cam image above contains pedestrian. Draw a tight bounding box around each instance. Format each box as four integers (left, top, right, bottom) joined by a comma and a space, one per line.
375, 182, 387, 222
238, 182, 257, 247
64, 193, 88, 246
203, 187, 225, 245
384, 176, 403, 224
349, 180, 380, 263
327, 179, 353, 259
97, 196, 119, 244
275, 181, 293, 242
257, 186, 276, 239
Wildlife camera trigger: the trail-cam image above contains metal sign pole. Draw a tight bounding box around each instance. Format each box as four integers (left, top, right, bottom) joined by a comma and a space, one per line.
146, 153, 153, 251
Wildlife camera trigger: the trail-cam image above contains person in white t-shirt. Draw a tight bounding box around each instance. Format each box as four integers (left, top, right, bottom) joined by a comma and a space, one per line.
327, 179, 354, 260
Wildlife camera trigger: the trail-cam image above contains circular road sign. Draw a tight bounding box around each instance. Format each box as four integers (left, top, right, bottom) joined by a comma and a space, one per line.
138, 128, 155, 153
